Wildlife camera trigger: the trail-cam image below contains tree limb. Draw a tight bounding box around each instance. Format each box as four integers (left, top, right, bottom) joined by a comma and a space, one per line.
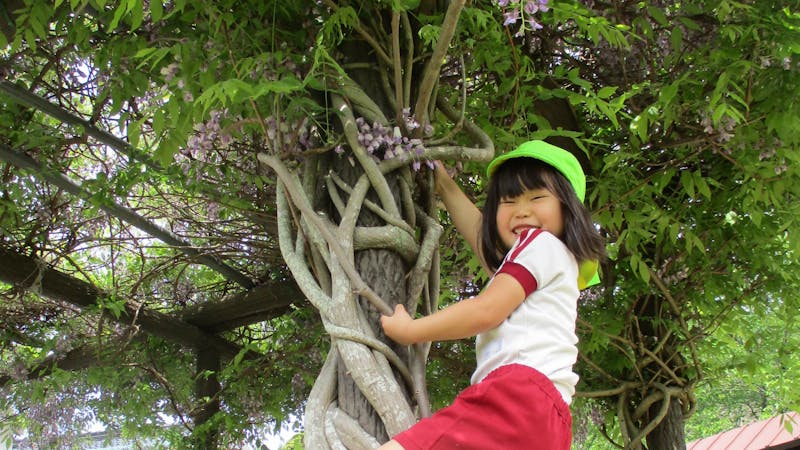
332, 93, 401, 221
260, 153, 394, 316
179, 279, 303, 332
305, 351, 338, 450
0, 245, 245, 360
413, 0, 466, 129
327, 404, 382, 450
0, 80, 161, 171
0, 143, 254, 289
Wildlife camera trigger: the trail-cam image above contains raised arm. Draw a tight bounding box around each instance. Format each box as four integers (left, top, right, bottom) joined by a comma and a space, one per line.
434, 162, 485, 267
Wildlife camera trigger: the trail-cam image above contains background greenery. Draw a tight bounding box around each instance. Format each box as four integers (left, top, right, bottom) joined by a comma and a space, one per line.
1, 0, 798, 448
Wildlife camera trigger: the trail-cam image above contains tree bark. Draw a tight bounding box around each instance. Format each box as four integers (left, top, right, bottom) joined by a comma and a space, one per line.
326, 150, 411, 443
318, 33, 417, 442
646, 400, 687, 450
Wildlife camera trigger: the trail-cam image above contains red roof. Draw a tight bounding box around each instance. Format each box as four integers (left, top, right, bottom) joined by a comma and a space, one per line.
688, 412, 800, 450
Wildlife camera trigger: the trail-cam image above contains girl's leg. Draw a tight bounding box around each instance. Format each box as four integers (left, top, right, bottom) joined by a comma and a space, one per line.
377, 439, 405, 450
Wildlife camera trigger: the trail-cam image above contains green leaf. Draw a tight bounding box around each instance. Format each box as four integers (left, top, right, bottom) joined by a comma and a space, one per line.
133, 47, 171, 70
391, 0, 420, 12
647, 7, 668, 26
639, 259, 651, 284
155, 131, 181, 165
630, 113, 649, 142
659, 82, 678, 105
127, 119, 141, 149
130, 1, 143, 30
678, 16, 701, 31
320, 5, 358, 45
150, 0, 164, 21
29, 15, 47, 39
710, 71, 730, 110
694, 172, 712, 199
670, 26, 684, 53
597, 86, 617, 99
418, 24, 441, 49
253, 76, 304, 97
108, 2, 127, 32
681, 169, 695, 197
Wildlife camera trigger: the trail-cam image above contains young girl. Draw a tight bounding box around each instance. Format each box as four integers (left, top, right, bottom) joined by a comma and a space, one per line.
379, 140, 606, 449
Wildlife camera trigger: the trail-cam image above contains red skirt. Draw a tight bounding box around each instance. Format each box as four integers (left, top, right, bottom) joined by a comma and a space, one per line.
393, 364, 572, 449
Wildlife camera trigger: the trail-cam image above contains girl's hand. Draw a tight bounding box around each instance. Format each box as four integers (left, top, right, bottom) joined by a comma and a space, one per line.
381, 304, 416, 345
432, 160, 455, 194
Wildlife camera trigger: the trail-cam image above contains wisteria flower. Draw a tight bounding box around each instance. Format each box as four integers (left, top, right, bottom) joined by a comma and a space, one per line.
528, 17, 543, 30
503, 9, 520, 26
497, 0, 549, 31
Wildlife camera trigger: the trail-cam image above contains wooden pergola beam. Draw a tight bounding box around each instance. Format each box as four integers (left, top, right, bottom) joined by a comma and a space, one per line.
0, 245, 244, 360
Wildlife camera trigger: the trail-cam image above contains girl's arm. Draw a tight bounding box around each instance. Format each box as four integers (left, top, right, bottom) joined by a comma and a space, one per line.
434, 162, 490, 273
380, 273, 526, 345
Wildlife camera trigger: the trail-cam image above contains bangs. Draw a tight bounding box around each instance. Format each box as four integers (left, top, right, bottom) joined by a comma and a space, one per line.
492, 160, 560, 200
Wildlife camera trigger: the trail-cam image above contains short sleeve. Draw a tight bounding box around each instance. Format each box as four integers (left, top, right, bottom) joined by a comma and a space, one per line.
495, 229, 575, 297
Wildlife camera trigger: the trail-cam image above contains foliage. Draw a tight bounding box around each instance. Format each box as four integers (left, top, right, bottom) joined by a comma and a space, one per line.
1, 0, 799, 448
684, 296, 800, 441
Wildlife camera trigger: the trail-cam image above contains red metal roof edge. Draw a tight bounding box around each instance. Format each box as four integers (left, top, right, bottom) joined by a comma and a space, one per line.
687, 411, 800, 450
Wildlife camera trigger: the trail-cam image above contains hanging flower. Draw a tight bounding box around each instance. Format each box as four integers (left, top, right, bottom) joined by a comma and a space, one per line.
496, 0, 549, 34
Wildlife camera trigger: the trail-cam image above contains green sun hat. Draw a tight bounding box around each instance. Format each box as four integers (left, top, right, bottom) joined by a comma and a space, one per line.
487, 140, 599, 289
486, 140, 586, 203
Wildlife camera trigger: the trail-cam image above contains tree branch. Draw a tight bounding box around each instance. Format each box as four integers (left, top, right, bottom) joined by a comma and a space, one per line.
0, 143, 254, 289
332, 93, 401, 221
0, 246, 245, 360
260, 153, 394, 316
327, 404, 382, 450
305, 351, 338, 450
179, 279, 303, 332
0, 80, 161, 171
413, 0, 466, 129
323, 321, 413, 389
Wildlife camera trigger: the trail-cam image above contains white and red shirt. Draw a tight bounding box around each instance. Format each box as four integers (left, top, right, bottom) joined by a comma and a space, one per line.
471, 228, 580, 404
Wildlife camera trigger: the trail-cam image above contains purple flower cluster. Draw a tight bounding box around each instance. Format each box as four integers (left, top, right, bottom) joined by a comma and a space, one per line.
185, 110, 229, 162
700, 114, 735, 144
497, 0, 549, 36
265, 116, 317, 153
352, 110, 434, 171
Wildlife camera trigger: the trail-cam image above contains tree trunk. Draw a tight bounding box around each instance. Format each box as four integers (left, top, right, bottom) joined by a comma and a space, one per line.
322, 35, 417, 443
325, 144, 412, 443
646, 400, 687, 450
624, 294, 691, 449
257, 4, 483, 446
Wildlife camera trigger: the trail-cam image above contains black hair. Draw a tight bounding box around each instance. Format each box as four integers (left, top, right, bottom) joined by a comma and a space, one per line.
479, 157, 606, 272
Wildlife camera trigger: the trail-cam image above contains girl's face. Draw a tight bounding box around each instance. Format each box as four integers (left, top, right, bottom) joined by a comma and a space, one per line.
495, 187, 564, 250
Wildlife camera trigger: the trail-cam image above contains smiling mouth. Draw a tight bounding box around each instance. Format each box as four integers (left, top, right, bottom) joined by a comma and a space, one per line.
512, 225, 538, 235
